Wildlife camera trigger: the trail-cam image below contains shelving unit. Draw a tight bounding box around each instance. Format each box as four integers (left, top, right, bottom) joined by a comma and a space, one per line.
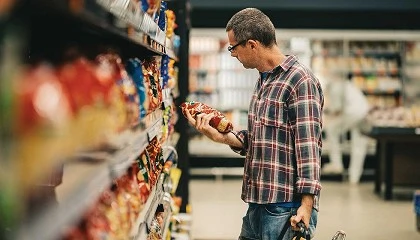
1, 0, 190, 239
312, 40, 403, 110
186, 30, 420, 178
188, 36, 258, 112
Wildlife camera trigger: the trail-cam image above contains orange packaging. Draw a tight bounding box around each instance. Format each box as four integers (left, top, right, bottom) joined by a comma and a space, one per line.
180, 101, 233, 133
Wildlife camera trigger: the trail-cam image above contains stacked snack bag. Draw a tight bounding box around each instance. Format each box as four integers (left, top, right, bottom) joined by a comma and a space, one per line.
9, 50, 172, 194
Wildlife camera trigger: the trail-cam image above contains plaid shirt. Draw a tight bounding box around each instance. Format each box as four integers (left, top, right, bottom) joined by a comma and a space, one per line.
231, 55, 323, 210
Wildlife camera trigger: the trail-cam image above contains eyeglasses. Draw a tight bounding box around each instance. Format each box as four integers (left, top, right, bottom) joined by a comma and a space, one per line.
227, 40, 247, 53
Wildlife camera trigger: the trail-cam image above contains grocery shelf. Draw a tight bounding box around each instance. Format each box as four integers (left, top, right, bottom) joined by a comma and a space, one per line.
162, 206, 173, 239
2, 0, 185, 239
165, 47, 179, 61
165, 132, 180, 149
162, 88, 174, 109
131, 174, 165, 238
190, 89, 216, 95
350, 51, 401, 58
348, 71, 400, 76
135, 223, 148, 240
370, 126, 420, 136
17, 106, 168, 240
28, 0, 177, 60
108, 129, 149, 179
163, 146, 178, 164
18, 161, 111, 240
362, 90, 401, 96
111, 112, 163, 176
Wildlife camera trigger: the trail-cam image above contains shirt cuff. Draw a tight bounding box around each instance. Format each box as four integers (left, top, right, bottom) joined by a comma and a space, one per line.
295, 177, 322, 196
229, 130, 247, 156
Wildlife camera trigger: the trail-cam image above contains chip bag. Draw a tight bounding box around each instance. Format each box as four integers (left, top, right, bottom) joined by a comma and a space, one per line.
180, 101, 233, 133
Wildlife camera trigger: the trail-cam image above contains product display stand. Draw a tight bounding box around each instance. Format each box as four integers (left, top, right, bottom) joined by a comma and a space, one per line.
369, 127, 420, 200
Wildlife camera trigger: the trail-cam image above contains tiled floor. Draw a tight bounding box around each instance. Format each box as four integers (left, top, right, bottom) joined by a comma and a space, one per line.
190, 177, 419, 240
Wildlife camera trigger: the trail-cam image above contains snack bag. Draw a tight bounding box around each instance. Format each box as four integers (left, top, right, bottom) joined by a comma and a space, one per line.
180, 101, 233, 133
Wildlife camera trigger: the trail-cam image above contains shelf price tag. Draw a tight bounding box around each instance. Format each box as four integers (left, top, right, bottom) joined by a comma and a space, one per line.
111, 144, 132, 168
109, 0, 130, 19
147, 119, 162, 142
96, 0, 112, 8
162, 89, 173, 109
415, 128, 420, 135
126, 0, 144, 29
131, 132, 148, 158
162, 88, 171, 100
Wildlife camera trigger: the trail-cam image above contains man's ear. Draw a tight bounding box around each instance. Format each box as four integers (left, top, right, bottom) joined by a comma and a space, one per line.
248, 39, 258, 50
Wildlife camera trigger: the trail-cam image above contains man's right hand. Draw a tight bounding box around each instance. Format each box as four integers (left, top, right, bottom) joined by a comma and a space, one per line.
184, 110, 225, 143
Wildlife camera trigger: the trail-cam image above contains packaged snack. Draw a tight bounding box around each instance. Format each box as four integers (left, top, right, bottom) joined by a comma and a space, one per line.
137, 152, 152, 187
142, 0, 161, 19
142, 57, 162, 113
58, 57, 118, 149
126, 58, 148, 118
96, 53, 140, 128
156, 1, 167, 31
94, 54, 128, 133
145, 137, 163, 185
180, 101, 233, 133
14, 64, 73, 189
165, 10, 177, 39
135, 160, 151, 204
160, 55, 170, 89
84, 189, 116, 239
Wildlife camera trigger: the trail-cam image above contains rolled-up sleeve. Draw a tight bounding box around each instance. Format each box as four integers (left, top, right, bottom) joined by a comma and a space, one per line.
229, 130, 248, 156
289, 77, 323, 196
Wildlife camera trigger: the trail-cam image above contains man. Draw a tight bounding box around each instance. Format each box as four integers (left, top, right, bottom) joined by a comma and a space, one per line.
322, 77, 370, 184
184, 8, 323, 239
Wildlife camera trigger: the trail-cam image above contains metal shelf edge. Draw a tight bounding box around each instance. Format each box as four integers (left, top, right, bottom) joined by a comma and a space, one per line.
130, 174, 165, 237
18, 162, 111, 240
161, 207, 173, 239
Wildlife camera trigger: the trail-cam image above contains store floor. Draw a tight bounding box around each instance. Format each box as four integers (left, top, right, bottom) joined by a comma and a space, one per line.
190, 177, 418, 240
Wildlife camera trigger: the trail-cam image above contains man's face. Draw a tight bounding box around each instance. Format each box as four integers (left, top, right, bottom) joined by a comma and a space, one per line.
227, 30, 254, 69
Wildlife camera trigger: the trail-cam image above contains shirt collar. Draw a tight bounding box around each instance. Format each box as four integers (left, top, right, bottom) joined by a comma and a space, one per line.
259, 55, 297, 77
279, 55, 297, 72
259, 55, 297, 82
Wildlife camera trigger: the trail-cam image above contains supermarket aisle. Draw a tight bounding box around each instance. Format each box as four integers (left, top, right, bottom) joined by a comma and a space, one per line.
190, 178, 418, 240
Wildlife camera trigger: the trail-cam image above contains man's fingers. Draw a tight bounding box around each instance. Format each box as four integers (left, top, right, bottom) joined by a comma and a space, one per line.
196, 113, 208, 129
290, 215, 301, 231
201, 112, 214, 125
196, 112, 214, 129
184, 110, 196, 125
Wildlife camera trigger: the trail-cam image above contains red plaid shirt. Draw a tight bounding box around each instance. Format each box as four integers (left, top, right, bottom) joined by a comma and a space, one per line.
231, 55, 323, 210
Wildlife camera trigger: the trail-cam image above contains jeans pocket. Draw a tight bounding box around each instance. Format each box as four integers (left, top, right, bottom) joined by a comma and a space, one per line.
261, 205, 292, 240
263, 205, 291, 217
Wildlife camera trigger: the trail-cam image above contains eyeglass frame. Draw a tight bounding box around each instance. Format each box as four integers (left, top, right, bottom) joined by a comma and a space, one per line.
227, 39, 247, 53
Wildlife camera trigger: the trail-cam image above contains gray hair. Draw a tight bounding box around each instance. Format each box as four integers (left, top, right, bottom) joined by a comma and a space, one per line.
226, 8, 277, 47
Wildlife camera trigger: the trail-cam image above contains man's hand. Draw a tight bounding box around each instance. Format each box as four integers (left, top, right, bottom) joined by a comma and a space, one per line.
184, 109, 225, 143
290, 195, 314, 231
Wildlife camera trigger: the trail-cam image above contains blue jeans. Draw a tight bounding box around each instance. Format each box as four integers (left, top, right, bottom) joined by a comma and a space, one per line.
239, 204, 318, 240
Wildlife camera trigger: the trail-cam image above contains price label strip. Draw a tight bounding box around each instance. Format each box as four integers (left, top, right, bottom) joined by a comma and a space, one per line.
147, 118, 163, 142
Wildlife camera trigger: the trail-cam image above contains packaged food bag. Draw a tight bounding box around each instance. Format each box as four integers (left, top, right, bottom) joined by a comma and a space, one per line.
180, 101, 233, 133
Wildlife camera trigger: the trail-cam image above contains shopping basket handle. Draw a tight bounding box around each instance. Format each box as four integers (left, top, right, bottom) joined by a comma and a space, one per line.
278, 220, 310, 240
293, 222, 310, 240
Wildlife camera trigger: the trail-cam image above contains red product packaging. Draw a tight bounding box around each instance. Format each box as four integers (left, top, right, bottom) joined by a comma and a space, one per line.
180, 101, 233, 133
142, 57, 162, 113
